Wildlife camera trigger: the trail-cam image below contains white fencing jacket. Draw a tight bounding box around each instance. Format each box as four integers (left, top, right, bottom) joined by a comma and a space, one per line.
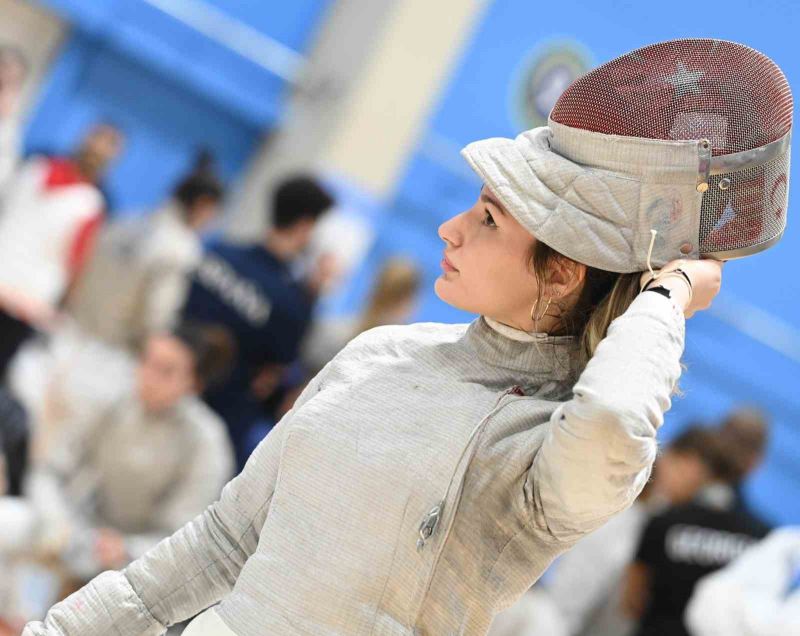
24, 291, 684, 636
66, 202, 202, 350
685, 527, 800, 636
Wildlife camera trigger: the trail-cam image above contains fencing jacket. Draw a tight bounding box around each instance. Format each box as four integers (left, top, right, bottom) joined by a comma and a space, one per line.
67, 202, 201, 350
23, 291, 684, 636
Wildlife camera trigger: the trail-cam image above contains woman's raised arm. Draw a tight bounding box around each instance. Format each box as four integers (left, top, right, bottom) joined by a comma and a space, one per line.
527, 259, 722, 542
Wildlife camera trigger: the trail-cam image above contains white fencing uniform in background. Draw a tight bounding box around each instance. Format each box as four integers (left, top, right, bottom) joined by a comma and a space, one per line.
685, 527, 800, 636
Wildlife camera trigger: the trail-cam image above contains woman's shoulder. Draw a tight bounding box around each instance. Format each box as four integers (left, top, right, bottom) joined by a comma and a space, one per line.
346, 321, 470, 351
323, 321, 472, 372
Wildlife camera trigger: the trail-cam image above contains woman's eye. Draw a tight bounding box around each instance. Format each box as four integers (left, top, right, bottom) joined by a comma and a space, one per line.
482, 210, 496, 227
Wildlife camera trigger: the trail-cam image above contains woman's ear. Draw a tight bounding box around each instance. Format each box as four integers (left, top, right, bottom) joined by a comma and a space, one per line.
548, 256, 586, 299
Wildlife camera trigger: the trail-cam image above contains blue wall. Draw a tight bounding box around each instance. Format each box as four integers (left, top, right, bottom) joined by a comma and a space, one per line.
25, 0, 331, 212
357, 0, 800, 524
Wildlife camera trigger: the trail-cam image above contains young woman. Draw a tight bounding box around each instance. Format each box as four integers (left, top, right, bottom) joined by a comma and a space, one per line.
23, 37, 790, 636
25, 323, 236, 582
65, 153, 225, 352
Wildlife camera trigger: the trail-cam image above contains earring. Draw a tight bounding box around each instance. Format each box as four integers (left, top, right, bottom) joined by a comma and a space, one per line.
529, 296, 552, 328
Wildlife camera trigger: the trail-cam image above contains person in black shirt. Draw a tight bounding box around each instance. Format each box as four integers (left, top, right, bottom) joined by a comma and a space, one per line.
622, 426, 769, 636
181, 175, 335, 469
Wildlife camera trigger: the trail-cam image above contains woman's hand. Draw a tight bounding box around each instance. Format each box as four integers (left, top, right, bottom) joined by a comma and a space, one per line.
639, 258, 724, 318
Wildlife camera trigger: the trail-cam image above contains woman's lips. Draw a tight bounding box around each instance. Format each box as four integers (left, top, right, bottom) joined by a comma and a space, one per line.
441, 254, 459, 272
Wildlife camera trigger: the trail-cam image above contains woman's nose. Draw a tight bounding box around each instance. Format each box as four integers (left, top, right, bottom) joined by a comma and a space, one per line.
438, 213, 463, 247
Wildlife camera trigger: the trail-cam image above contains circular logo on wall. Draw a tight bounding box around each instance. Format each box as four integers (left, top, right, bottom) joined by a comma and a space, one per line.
510, 40, 593, 130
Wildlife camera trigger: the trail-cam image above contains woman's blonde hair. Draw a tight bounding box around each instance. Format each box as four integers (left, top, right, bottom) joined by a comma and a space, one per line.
528, 242, 641, 373
356, 258, 421, 335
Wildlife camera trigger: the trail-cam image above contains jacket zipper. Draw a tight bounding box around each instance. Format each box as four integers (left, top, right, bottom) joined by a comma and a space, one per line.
411, 386, 524, 620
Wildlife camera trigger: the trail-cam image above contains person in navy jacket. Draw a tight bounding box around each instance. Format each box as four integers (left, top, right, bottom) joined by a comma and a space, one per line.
181, 175, 335, 468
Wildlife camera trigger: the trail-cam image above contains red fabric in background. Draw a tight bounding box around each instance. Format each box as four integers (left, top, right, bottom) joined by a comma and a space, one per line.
41, 156, 104, 281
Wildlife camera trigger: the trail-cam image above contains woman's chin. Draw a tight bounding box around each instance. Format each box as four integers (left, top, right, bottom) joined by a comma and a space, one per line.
433, 275, 450, 301
434, 276, 469, 312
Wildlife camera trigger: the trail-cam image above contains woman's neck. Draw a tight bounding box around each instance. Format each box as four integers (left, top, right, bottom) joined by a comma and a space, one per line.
483, 316, 551, 342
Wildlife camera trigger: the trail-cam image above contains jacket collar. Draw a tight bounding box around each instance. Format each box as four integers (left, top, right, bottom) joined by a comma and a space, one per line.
465, 315, 579, 382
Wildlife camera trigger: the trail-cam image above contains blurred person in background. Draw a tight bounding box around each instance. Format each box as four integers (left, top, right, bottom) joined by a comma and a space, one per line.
181, 174, 336, 469
66, 151, 224, 352
0, 122, 124, 379
685, 526, 800, 636
6, 312, 136, 454
0, 45, 29, 196
24, 323, 235, 584
301, 256, 421, 376
716, 406, 771, 531
622, 427, 769, 636
649, 425, 727, 508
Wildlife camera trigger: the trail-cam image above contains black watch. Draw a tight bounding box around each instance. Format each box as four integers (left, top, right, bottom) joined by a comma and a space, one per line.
644, 284, 672, 299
